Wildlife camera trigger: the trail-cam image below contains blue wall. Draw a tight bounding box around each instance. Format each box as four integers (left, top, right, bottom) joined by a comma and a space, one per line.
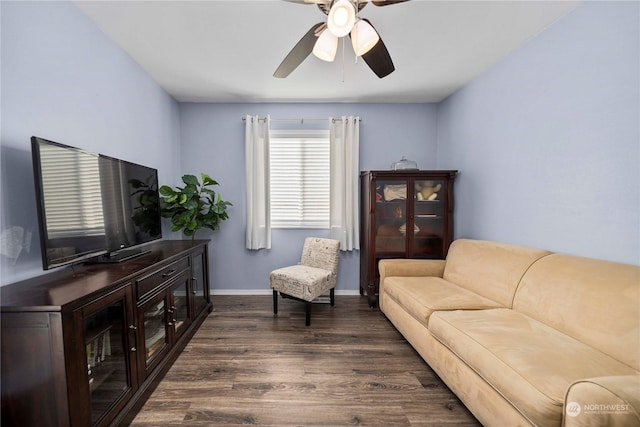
0, 1, 182, 285
437, 1, 639, 265
178, 103, 437, 293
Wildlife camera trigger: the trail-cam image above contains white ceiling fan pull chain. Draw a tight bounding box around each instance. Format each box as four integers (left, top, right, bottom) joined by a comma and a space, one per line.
342, 37, 346, 83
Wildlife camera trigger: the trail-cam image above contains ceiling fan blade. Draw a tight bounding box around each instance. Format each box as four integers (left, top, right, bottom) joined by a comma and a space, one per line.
282, 0, 331, 5
371, 0, 410, 6
360, 19, 395, 78
274, 22, 325, 78
282, 0, 406, 6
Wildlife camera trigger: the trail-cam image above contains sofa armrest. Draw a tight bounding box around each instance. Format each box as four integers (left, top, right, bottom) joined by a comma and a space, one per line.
378, 259, 446, 295
563, 375, 640, 427
378, 258, 446, 279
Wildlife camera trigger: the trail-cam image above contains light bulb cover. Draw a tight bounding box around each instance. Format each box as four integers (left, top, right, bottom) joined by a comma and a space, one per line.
351, 19, 380, 56
327, 0, 356, 37
312, 29, 338, 62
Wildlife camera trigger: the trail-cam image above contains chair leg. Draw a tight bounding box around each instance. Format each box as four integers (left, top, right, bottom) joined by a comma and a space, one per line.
330, 288, 335, 306
305, 301, 311, 326
273, 290, 278, 315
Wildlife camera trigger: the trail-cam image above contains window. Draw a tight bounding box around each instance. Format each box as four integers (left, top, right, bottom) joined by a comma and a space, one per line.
269, 129, 330, 228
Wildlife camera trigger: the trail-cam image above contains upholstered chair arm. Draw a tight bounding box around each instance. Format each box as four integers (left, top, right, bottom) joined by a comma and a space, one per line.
563, 375, 640, 427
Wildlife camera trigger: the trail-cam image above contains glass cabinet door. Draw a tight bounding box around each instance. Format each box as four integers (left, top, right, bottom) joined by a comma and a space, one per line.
138, 291, 170, 373
171, 275, 191, 341
374, 180, 408, 257
360, 170, 457, 301
191, 250, 208, 316
76, 286, 137, 427
137, 271, 191, 379
411, 179, 445, 258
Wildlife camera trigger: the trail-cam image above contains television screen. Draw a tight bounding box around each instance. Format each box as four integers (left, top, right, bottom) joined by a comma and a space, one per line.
99, 154, 162, 256
31, 137, 162, 270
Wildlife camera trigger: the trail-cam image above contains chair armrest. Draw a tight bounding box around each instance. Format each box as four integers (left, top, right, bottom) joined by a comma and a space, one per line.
563, 375, 640, 426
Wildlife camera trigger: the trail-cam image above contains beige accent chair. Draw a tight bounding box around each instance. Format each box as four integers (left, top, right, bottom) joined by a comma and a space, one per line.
270, 237, 340, 326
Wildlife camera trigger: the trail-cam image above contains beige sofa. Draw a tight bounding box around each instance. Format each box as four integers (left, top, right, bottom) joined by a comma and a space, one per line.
378, 239, 640, 427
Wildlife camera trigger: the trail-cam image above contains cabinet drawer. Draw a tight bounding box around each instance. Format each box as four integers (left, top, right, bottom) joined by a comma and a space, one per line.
136, 257, 190, 300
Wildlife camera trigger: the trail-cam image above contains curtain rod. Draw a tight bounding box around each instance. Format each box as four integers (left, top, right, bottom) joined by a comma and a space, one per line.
242, 117, 361, 123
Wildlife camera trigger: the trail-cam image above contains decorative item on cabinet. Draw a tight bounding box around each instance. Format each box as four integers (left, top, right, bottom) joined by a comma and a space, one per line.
360, 170, 457, 307
390, 156, 418, 170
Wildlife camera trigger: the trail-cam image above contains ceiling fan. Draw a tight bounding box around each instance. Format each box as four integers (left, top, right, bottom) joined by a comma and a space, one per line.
273, 0, 410, 79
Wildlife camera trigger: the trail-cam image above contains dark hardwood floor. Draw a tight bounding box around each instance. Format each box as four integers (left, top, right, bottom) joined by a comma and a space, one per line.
131, 295, 480, 426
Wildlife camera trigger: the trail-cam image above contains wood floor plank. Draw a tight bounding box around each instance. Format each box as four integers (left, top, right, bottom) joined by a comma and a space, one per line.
131, 295, 480, 426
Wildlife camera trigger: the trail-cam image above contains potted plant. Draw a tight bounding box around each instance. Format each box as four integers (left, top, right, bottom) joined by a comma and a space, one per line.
159, 173, 232, 240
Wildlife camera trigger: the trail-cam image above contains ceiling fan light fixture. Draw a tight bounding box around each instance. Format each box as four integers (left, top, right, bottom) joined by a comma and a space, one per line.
327, 0, 356, 37
312, 28, 338, 62
351, 19, 380, 56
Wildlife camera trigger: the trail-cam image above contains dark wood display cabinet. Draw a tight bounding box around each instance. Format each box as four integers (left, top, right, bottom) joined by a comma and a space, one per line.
1, 240, 212, 427
360, 170, 457, 305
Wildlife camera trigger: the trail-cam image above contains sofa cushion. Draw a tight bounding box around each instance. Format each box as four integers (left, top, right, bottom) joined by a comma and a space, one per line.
513, 253, 640, 371
383, 276, 503, 327
442, 239, 552, 307
429, 308, 639, 427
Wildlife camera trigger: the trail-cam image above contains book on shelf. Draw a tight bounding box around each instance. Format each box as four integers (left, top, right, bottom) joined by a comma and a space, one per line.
86, 326, 113, 370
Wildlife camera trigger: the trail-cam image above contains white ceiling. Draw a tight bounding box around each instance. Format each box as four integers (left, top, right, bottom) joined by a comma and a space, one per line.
74, 0, 581, 103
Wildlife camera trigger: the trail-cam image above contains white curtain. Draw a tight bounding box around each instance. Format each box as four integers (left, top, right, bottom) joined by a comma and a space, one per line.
245, 115, 271, 249
329, 116, 360, 251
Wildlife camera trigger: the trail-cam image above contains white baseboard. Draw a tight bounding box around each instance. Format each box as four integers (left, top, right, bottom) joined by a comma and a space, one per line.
211, 289, 361, 296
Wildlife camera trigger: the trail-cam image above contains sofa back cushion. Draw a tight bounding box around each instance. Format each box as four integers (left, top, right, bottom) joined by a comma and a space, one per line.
513, 254, 640, 371
443, 239, 552, 307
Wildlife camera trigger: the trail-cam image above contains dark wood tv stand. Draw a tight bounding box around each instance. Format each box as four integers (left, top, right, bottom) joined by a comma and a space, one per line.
1, 240, 212, 427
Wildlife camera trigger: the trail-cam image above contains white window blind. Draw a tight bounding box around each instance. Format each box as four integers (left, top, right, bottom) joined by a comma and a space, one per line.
269, 130, 330, 228
40, 144, 105, 238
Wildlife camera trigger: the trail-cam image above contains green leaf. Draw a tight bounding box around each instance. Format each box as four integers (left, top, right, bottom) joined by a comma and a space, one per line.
159, 186, 176, 196
184, 199, 199, 211
177, 210, 192, 221
202, 176, 218, 187
183, 186, 196, 199
182, 174, 199, 187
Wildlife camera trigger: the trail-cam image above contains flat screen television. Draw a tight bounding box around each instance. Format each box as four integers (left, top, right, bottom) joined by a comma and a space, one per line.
31, 136, 162, 270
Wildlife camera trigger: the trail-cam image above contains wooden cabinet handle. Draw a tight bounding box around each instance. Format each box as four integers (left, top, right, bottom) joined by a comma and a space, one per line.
162, 269, 177, 278
128, 325, 137, 352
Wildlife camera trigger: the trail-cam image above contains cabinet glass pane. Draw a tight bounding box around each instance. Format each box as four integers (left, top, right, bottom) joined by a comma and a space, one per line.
83, 301, 128, 425
143, 299, 166, 364
173, 281, 189, 333
412, 179, 445, 257
192, 253, 206, 314
375, 180, 407, 255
